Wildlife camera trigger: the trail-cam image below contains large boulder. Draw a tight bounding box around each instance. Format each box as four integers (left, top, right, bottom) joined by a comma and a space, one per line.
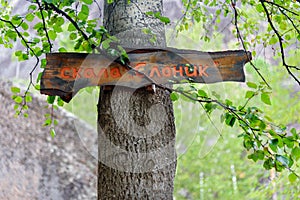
0, 80, 97, 199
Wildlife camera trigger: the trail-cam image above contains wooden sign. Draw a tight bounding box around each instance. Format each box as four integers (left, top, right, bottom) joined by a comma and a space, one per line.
40, 48, 251, 102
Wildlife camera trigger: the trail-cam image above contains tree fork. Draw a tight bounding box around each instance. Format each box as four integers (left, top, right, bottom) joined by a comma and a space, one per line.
97, 0, 177, 199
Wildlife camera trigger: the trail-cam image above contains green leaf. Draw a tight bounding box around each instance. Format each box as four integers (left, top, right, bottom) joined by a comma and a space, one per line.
28, 5, 37, 11
283, 137, 294, 148
248, 150, 265, 162
102, 39, 111, 49
212, 91, 220, 99
25, 13, 34, 22
255, 4, 264, 13
56, 17, 65, 26
154, 12, 161, 18
256, 150, 265, 160
82, 4, 89, 14
248, 153, 258, 162
170, 92, 179, 101
47, 96, 56, 104
22, 54, 29, 61
68, 23, 76, 32
291, 128, 297, 138
44, 118, 52, 126
35, 85, 40, 90
11, 15, 22, 25
82, 0, 93, 4
48, 30, 57, 40
276, 155, 290, 168
285, 34, 291, 41
246, 82, 257, 89
274, 15, 282, 24
269, 36, 278, 45
225, 99, 232, 106
261, 92, 271, 105
58, 47, 67, 52
11, 87, 20, 93
269, 138, 278, 152
36, 72, 43, 83
225, 113, 236, 127
291, 147, 300, 160
245, 91, 255, 98
288, 173, 298, 183
57, 97, 64, 107
6, 31, 17, 41
279, 22, 287, 31
50, 128, 56, 138
69, 32, 77, 40
25, 95, 32, 102
82, 41, 91, 51
14, 96, 23, 104
33, 22, 43, 30
243, 139, 254, 150
263, 158, 273, 170
142, 28, 151, 34
41, 58, 47, 68
197, 89, 208, 98
21, 22, 29, 30
204, 102, 217, 114
14, 104, 19, 110
159, 16, 170, 24
78, 5, 89, 20
145, 11, 154, 16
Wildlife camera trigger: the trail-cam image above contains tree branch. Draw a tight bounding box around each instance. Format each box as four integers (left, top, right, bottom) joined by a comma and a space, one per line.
260, 0, 300, 85
278, 8, 300, 35
231, 1, 271, 88
0, 17, 40, 112
262, 0, 299, 16
47, 3, 90, 42
36, 0, 53, 52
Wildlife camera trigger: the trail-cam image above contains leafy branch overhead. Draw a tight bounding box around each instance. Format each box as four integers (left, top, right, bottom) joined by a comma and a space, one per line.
0, 0, 299, 181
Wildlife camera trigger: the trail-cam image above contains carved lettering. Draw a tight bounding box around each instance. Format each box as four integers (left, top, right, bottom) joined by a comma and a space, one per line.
162, 66, 172, 77
97, 68, 109, 78
60, 67, 71, 79
72, 68, 81, 79
184, 65, 197, 77
198, 65, 209, 77
110, 67, 122, 78
135, 62, 146, 77
173, 65, 184, 77
149, 66, 161, 77
84, 68, 96, 79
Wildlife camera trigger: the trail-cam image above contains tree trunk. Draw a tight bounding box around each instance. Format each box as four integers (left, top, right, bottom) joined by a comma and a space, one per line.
97, 0, 177, 199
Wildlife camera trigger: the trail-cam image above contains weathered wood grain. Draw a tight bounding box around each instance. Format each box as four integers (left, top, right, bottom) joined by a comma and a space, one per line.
40, 48, 251, 102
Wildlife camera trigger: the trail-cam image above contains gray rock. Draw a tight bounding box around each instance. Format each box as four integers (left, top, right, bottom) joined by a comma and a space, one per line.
0, 80, 97, 200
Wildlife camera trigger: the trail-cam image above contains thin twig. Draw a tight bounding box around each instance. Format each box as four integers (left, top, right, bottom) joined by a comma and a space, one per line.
231, 1, 271, 88
0, 17, 40, 112
47, 3, 89, 41
260, 0, 300, 85
278, 8, 300, 35
36, 0, 53, 52
262, 0, 299, 16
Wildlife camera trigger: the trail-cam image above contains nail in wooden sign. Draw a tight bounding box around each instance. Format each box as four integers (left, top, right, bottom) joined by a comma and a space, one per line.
40, 48, 251, 102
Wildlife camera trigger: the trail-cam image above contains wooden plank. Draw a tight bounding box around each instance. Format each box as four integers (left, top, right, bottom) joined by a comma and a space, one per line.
40, 48, 251, 102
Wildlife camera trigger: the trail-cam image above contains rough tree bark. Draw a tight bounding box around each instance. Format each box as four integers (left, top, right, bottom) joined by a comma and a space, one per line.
97, 0, 177, 199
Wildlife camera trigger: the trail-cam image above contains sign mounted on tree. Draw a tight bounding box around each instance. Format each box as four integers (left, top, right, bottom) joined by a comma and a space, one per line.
40, 48, 251, 102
